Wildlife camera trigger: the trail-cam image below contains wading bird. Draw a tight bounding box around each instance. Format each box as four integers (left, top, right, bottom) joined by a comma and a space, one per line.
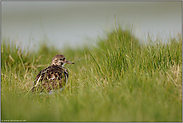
31, 54, 74, 94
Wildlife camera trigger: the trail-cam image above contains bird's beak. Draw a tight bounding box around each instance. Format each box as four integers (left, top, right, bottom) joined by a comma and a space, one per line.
66, 60, 74, 64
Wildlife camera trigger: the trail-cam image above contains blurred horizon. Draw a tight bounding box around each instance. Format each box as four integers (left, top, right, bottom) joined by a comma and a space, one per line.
2, 1, 181, 51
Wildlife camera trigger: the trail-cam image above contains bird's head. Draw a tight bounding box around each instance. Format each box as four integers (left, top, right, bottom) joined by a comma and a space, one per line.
51, 54, 74, 67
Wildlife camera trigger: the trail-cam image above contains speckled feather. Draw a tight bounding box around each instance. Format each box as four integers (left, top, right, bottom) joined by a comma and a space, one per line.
31, 54, 74, 93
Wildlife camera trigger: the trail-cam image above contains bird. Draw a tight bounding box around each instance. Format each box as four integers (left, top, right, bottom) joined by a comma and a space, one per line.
31, 54, 74, 94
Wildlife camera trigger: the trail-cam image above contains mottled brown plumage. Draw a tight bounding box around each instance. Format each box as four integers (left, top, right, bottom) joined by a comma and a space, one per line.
31, 54, 74, 93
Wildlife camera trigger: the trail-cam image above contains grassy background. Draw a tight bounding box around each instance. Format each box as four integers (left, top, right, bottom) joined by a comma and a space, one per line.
1, 26, 182, 122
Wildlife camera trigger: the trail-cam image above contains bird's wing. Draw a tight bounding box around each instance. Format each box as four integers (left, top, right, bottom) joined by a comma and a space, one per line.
31, 66, 50, 91
31, 65, 68, 92
31, 66, 63, 91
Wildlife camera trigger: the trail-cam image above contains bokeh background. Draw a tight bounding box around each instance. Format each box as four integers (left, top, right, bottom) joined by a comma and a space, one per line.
2, 1, 181, 51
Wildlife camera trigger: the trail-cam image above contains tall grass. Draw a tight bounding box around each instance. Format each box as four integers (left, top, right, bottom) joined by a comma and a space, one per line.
1, 26, 182, 122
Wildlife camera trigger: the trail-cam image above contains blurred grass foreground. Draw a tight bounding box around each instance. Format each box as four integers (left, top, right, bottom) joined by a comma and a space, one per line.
1, 26, 182, 122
